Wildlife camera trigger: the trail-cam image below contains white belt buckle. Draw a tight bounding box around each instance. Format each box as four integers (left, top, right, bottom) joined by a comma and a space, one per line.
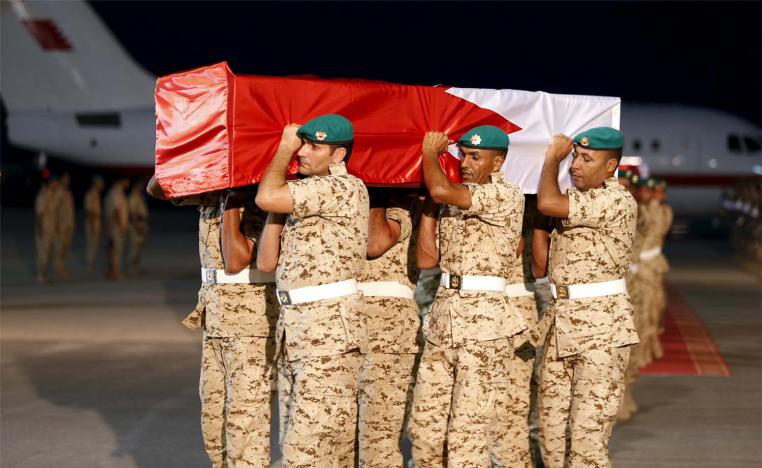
203, 268, 217, 285
276, 289, 292, 306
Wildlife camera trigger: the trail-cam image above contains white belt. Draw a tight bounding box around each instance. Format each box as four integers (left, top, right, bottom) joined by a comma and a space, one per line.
276, 279, 358, 306
504, 282, 536, 297
358, 281, 415, 300
640, 247, 662, 261
629, 263, 640, 274
440, 273, 506, 292
201, 267, 275, 285
535, 276, 550, 285
550, 278, 627, 300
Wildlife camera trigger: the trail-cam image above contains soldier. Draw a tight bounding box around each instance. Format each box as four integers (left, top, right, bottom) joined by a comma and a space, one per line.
407, 126, 527, 467
536, 127, 639, 468
255, 114, 369, 467
356, 187, 422, 467
636, 177, 665, 363
147, 178, 279, 467
653, 178, 673, 340
497, 198, 540, 468
84, 175, 105, 272
127, 179, 150, 275
104, 178, 130, 280
618, 170, 647, 422
35, 177, 57, 284
52, 173, 75, 278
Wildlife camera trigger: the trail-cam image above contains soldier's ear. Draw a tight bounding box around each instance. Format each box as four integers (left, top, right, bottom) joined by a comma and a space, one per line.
331, 146, 347, 163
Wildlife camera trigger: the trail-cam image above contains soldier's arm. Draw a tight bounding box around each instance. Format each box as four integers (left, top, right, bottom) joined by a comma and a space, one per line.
537, 135, 572, 218
146, 175, 167, 200
416, 194, 440, 269
221, 193, 255, 274
421, 131, 472, 209
532, 228, 550, 278
366, 188, 402, 258
256, 213, 285, 273
255, 125, 300, 214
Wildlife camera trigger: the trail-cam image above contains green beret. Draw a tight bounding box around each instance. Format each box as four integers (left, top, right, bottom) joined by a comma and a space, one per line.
573, 127, 624, 150
618, 169, 633, 180
636, 177, 656, 188
654, 177, 667, 188
297, 114, 353, 144
458, 125, 510, 151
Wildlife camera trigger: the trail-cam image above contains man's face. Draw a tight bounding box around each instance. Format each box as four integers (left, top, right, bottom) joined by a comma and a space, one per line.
654, 185, 666, 202
569, 146, 616, 191
459, 147, 504, 185
296, 140, 345, 177
637, 185, 653, 203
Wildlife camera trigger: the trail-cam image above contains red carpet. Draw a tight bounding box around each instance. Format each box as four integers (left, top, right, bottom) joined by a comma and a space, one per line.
639, 286, 731, 376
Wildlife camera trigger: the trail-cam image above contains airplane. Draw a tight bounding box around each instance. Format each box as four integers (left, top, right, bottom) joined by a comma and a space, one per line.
2, 0, 759, 218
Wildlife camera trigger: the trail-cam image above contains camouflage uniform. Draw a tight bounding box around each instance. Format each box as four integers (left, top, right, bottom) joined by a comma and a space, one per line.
494, 222, 538, 468
408, 172, 527, 467
538, 176, 638, 468
654, 202, 673, 331
181, 192, 279, 468
357, 202, 421, 468
83, 185, 103, 272
104, 183, 129, 278
276, 162, 369, 467
53, 183, 75, 276
127, 186, 150, 274
618, 201, 648, 421
638, 199, 667, 363
35, 183, 56, 283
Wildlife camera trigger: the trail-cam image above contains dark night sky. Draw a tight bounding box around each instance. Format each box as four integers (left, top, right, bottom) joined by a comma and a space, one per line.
91, 0, 761, 125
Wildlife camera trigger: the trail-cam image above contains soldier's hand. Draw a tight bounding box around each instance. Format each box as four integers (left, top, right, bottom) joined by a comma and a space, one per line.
422, 131, 451, 157
546, 134, 573, 162
279, 124, 303, 153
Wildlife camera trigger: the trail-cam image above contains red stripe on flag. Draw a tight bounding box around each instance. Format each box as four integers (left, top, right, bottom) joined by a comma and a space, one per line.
22, 19, 71, 51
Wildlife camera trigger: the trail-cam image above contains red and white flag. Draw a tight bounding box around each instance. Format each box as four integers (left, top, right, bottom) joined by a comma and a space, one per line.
155, 62, 619, 198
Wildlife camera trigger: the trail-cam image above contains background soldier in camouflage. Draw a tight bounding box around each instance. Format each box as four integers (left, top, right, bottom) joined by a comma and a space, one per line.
84, 175, 105, 272
409, 126, 526, 467
127, 178, 150, 275
35, 178, 57, 284
256, 114, 369, 467
147, 178, 279, 468
52, 173, 75, 278
653, 178, 673, 348
104, 178, 130, 280
537, 128, 638, 468
618, 170, 647, 422
357, 188, 422, 467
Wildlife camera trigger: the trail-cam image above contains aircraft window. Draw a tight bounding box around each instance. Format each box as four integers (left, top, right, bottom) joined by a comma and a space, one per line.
632, 139, 641, 151
651, 139, 661, 152
727, 134, 741, 153
744, 136, 761, 152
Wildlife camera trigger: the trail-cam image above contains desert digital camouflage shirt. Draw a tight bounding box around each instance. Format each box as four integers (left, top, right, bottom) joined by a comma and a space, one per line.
276, 162, 370, 360
549, 176, 639, 357
426, 172, 527, 348
357, 203, 422, 354
506, 224, 539, 331
181, 192, 278, 338
640, 199, 669, 273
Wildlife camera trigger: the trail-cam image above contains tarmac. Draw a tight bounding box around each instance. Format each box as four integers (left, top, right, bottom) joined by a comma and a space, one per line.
1, 206, 760, 467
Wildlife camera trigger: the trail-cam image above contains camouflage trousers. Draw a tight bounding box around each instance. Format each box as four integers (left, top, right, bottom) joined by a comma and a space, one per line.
200, 335, 275, 468
85, 221, 101, 271
106, 231, 126, 277
52, 226, 74, 274
407, 337, 515, 468
280, 350, 363, 468
127, 224, 148, 273
35, 230, 54, 281
538, 332, 630, 468
358, 352, 417, 468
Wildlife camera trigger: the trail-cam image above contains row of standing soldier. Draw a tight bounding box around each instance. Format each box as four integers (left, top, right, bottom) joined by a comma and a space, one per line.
35, 175, 149, 283
720, 180, 762, 271
147, 115, 670, 468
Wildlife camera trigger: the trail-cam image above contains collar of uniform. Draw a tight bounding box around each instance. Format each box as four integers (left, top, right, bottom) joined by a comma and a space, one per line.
328, 162, 347, 175
489, 171, 506, 184
603, 176, 619, 188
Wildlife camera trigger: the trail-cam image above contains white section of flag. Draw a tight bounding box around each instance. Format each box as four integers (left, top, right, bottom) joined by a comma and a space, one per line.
446, 87, 621, 193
